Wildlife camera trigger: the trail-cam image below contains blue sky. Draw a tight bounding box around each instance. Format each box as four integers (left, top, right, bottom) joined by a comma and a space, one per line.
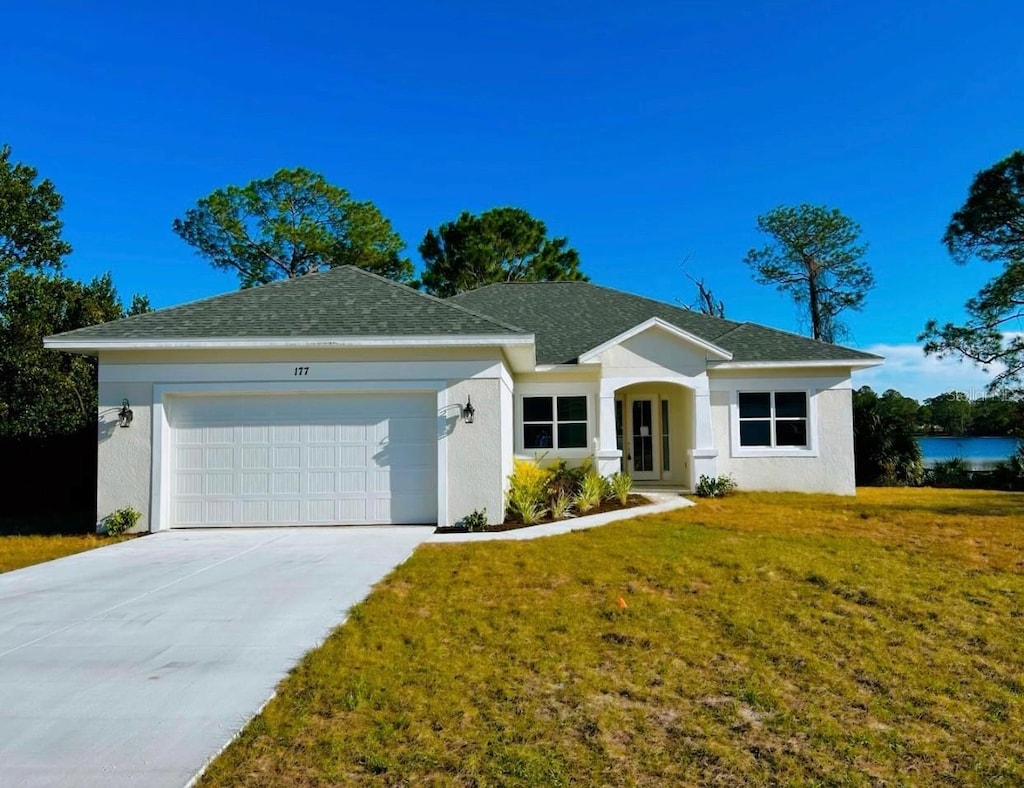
3, 1, 1022, 400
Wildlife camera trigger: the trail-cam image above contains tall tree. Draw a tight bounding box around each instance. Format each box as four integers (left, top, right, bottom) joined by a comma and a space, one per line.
920, 151, 1024, 394
681, 264, 725, 317
923, 391, 972, 436
126, 293, 152, 316
852, 386, 923, 486
419, 207, 586, 297
0, 143, 72, 280
173, 167, 412, 288
744, 204, 874, 343
1, 271, 126, 437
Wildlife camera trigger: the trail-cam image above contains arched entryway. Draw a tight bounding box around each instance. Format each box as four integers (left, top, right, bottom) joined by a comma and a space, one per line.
614, 382, 695, 488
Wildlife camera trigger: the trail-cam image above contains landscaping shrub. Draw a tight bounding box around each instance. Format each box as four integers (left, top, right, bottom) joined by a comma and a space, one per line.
990, 446, 1024, 491
695, 474, 737, 498
546, 459, 588, 502
549, 491, 573, 520
101, 507, 141, 536
608, 472, 633, 505
924, 457, 974, 488
460, 509, 488, 532
853, 386, 924, 486
574, 471, 605, 512
506, 459, 550, 523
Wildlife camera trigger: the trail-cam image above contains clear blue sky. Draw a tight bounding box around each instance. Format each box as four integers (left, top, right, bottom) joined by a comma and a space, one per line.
3, 1, 1022, 399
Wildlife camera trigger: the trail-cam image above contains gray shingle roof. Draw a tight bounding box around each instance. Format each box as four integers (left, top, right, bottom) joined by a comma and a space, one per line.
48, 268, 882, 367
50, 266, 529, 342
449, 281, 881, 365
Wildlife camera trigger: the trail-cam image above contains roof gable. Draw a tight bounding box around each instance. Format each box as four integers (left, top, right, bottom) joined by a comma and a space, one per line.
47, 266, 529, 345
578, 318, 732, 363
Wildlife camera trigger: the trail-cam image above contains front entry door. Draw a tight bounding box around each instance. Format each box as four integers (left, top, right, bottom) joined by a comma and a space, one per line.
629, 399, 659, 480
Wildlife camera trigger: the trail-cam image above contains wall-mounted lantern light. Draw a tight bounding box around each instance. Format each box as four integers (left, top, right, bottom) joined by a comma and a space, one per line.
118, 398, 134, 428
461, 396, 475, 424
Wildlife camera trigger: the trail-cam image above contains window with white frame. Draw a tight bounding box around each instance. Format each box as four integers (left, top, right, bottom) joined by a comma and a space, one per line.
522, 396, 588, 450
737, 391, 809, 448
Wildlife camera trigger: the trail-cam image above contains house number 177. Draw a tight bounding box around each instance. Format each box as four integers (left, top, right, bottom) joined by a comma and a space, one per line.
294, 366, 310, 376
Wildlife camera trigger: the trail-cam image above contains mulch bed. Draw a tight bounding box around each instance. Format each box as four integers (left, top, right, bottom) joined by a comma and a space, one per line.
434, 494, 652, 534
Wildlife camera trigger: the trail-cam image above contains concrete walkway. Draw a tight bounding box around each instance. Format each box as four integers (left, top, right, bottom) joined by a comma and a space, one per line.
0, 527, 430, 788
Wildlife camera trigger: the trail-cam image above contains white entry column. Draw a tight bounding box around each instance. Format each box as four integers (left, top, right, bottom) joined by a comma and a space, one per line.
594, 388, 623, 476
689, 387, 718, 486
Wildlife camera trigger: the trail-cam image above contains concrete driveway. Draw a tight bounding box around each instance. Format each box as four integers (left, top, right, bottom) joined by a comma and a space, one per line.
0, 527, 430, 788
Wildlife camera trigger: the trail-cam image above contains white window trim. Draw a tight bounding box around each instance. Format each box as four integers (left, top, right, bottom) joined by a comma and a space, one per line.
729, 388, 818, 458
516, 393, 593, 456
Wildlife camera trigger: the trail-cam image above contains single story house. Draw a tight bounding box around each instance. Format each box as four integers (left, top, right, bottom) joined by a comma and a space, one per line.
45, 266, 882, 532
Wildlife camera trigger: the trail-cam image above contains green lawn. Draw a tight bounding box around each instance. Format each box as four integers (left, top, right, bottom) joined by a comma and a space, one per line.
0, 532, 127, 574
201, 488, 1024, 786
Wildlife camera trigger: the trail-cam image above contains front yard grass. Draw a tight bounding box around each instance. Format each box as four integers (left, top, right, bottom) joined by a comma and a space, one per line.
0, 533, 126, 574
201, 488, 1024, 786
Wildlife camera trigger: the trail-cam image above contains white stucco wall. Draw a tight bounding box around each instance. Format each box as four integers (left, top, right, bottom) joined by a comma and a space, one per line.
96, 348, 511, 531
444, 377, 506, 526
709, 371, 856, 495
97, 381, 154, 531
596, 328, 709, 378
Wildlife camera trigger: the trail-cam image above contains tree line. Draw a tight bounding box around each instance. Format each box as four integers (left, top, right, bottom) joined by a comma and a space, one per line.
856, 386, 1023, 438
854, 385, 1024, 489
1, 143, 1022, 497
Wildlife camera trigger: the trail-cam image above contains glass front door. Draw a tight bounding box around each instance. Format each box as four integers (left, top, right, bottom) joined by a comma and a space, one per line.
630, 399, 659, 480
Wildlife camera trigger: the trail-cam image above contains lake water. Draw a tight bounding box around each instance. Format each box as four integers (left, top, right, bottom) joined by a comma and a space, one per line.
917, 436, 1023, 468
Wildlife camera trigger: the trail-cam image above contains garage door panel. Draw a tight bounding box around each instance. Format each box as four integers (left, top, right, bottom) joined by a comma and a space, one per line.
177, 473, 203, 496
389, 467, 435, 492
241, 500, 269, 523
388, 418, 436, 442
169, 393, 437, 527
390, 494, 435, 524
339, 499, 367, 522
207, 447, 233, 470
388, 443, 435, 468
177, 447, 203, 469
308, 447, 335, 469
339, 470, 367, 492
271, 446, 300, 468
206, 473, 233, 495
271, 500, 300, 523
242, 447, 269, 469
339, 445, 367, 467
308, 470, 335, 494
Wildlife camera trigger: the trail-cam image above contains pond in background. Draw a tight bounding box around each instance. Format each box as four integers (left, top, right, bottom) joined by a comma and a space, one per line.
917, 436, 1023, 469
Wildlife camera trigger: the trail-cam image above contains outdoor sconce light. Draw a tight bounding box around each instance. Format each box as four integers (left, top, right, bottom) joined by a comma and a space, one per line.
118, 398, 134, 428
462, 396, 475, 424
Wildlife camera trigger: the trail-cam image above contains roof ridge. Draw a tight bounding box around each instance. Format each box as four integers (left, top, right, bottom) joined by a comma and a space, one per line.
343, 266, 530, 334
455, 278, 744, 332
581, 280, 743, 331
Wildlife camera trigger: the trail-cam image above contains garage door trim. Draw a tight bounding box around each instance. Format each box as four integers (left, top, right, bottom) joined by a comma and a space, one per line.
151, 380, 448, 531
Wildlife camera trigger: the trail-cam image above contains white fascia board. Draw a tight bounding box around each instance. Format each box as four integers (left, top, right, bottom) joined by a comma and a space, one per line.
709, 358, 883, 371
501, 342, 538, 374
577, 317, 733, 364
43, 333, 536, 353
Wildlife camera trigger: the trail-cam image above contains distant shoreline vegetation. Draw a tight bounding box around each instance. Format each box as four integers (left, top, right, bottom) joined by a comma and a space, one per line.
853, 386, 1024, 490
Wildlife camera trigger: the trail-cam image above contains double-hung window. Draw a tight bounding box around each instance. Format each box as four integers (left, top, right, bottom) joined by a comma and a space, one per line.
737, 391, 809, 448
522, 396, 588, 450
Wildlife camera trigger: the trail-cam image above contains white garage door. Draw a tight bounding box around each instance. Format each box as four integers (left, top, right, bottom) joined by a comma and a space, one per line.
168, 393, 437, 527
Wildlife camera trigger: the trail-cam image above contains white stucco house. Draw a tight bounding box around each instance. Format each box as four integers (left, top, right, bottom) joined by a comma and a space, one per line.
45, 266, 882, 532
